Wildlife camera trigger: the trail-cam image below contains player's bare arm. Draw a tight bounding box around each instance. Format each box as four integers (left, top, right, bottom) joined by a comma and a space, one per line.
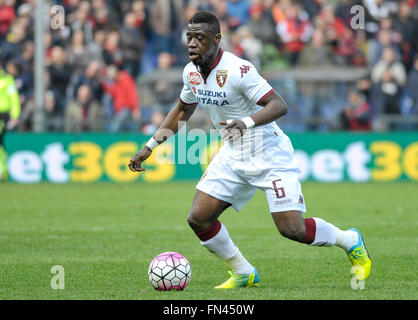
128, 100, 197, 172
221, 92, 288, 141
153, 99, 197, 144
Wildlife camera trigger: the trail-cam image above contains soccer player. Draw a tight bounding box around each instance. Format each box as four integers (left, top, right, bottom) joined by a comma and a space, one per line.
129, 11, 371, 289
0, 67, 20, 182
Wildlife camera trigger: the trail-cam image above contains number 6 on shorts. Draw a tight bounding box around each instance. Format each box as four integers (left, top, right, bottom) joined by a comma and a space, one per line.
272, 179, 286, 199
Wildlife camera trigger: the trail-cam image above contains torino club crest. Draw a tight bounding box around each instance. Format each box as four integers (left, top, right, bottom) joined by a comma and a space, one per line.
216, 70, 228, 87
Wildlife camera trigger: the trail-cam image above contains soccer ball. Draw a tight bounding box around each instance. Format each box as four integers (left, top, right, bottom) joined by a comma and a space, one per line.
148, 252, 191, 291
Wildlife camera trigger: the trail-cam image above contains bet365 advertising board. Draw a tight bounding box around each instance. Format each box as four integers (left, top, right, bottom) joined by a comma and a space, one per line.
4, 132, 418, 183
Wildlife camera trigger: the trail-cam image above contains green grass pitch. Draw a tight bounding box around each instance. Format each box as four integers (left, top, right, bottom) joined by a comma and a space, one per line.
0, 182, 417, 300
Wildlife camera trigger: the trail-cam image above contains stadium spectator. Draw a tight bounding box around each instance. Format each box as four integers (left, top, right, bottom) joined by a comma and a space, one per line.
247, 2, 276, 46
66, 30, 97, 75
229, 28, 245, 57
178, 4, 199, 66
70, 1, 94, 43
91, 0, 119, 31
335, 0, 356, 29
301, 0, 326, 21
236, 26, 263, 68
362, 0, 400, 41
48, 46, 72, 103
368, 16, 403, 63
119, 12, 146, 78
297, 28, 335, 130
226, 0, 251, 29
0, 0, 15, 39
63, 0, 82, 17
131, 0, 147, 28
0, 20, 27, 65
212, 0, 230, 23
400, 54, 418, 123
363, 0, 399, 21
1, 0, 416, 132
44, 90, 64, 132
65, 84, 104, 132
102, 65, 140, 132
194, 0, 215, 11
276, 3, 313, 65
142, 110, 165, 135
315, 4, 356, 65
148, 0, 184, 56
371, 47, 407, 125
102, 30, 123, 68
392, 1, 418, 70
87, 28, 106, 64
216, 18, 232, 53
297, 28, 333, 67
340, 90, 372, 131
18, 69, 51, 132
369, 27, 402, 66
68, 59, 104, 102
271, 0, 289, 25
149, 52, 182, 114
379, 17, 403, 47
356, 76, 373, 102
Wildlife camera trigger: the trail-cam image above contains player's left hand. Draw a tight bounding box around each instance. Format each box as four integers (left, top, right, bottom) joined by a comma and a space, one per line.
219, 119, 246, 142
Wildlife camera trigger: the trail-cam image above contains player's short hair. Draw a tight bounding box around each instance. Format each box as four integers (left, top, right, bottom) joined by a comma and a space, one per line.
188, 10, 221, 35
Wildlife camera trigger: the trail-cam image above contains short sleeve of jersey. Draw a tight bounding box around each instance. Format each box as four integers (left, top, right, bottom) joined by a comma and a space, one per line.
180, 66, 198, 105
239, 64, 273, 105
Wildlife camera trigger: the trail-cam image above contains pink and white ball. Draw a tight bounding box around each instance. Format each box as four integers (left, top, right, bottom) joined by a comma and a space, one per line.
148, 252, 191, 291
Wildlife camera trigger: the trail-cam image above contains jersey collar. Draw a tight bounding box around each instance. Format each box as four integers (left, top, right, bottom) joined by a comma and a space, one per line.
209, 48, 223, 70
198, 48, 224, 84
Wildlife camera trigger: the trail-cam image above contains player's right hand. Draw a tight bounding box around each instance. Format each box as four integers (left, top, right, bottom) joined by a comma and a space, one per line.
219, 119, 246, 142
128, 147, 152, 172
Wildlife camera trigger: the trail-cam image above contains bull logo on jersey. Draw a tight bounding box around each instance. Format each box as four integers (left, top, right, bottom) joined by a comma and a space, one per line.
240, 65, 251, 78
216, 70, 228, 88
188, 72, 202, 85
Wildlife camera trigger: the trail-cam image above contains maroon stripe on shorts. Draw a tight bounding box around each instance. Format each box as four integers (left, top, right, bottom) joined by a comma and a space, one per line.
196, 220, 221, 241
304, 218, 316, 244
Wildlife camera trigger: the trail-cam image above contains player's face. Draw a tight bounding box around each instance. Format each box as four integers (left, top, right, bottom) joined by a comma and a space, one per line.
186, 23, 221, 67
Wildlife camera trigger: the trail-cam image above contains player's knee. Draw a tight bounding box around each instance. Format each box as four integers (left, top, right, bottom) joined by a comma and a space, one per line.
187, 215, 198, 231
277, 224, 305, 243
187, 211, 210, 233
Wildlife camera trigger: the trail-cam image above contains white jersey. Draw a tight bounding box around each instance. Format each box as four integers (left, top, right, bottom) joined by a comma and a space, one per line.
182, 50, 304, 212
180, 50, 299, 171
180, 50, 274, 130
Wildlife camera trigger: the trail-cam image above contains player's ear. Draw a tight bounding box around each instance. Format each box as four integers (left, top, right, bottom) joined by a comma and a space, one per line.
214, 33, 222, 45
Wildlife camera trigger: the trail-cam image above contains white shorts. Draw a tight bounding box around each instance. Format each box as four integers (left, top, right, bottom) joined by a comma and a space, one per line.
196, 133, 307, 213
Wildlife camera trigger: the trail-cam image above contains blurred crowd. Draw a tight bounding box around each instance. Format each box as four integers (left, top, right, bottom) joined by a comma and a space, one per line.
0, 0, 417, 133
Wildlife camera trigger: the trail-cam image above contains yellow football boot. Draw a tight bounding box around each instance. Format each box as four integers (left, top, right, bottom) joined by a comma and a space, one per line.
214, 268, 259, 289
347, 228, 371, 281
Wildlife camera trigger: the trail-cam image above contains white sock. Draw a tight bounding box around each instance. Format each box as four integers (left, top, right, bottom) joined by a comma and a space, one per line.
201, 223, 254, 274
335, 229, 359, 251
310, 218, 359, 251
226, 251, 255, 275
